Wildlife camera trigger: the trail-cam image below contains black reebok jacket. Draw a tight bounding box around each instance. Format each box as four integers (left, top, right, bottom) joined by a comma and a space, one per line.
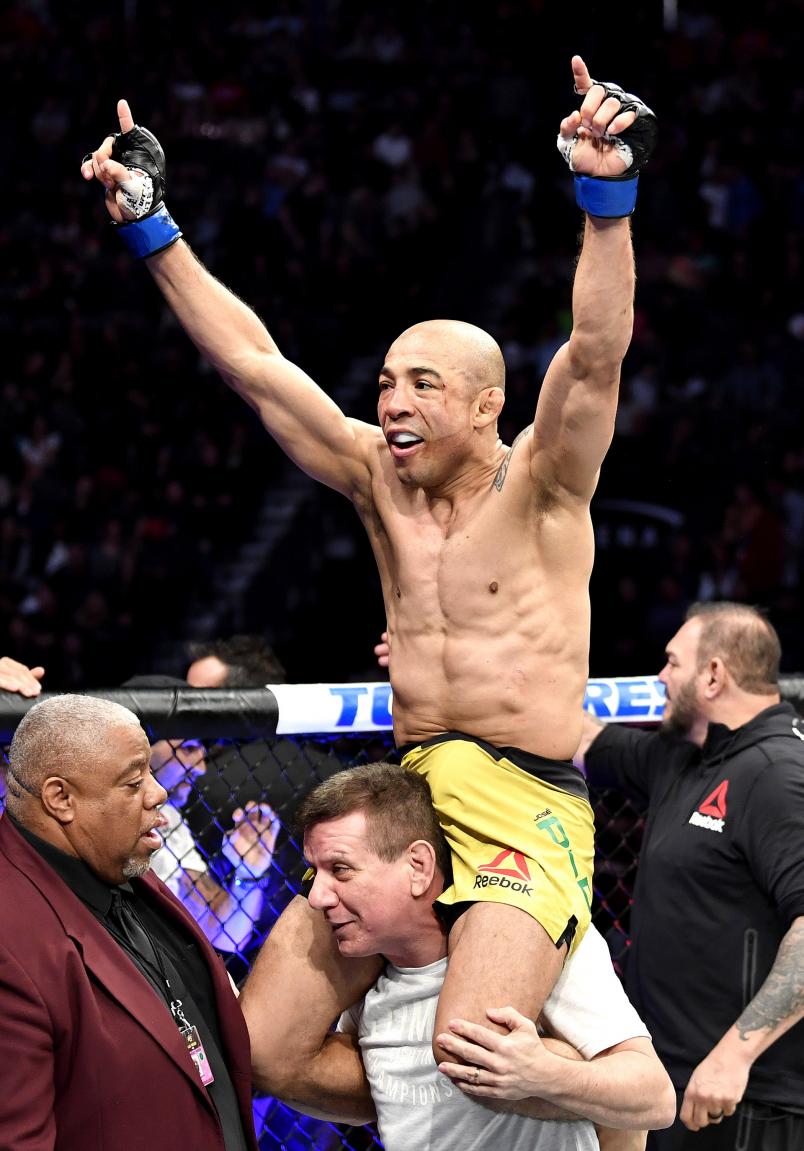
587, 702, 804, 1110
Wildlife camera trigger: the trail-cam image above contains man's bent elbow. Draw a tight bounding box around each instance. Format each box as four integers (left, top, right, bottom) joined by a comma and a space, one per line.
639, 1050, 677, 1131
628, 1054, 677, 1131
652, 1078, 678, 1131
598, 1043, 677, 1131
625, 1073, 675, 1131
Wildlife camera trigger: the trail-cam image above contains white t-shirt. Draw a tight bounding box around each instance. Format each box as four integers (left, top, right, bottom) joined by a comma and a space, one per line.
339, 924, 643, 1151
149, 803, 207, 895
541, 923, 649, 1058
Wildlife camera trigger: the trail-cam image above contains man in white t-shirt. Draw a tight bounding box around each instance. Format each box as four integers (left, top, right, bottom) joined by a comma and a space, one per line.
242, 762, 675, 1150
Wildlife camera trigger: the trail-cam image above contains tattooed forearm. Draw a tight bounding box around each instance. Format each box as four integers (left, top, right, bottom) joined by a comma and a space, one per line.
736, 918, 804, 1040
494, 426, 531, 491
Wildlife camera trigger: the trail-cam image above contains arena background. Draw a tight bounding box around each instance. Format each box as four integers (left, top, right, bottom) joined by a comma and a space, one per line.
3, 0, 803, 685
3, 2, 804, 1148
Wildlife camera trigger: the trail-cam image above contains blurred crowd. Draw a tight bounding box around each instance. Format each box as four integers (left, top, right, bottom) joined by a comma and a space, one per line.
3, 0, 803, 686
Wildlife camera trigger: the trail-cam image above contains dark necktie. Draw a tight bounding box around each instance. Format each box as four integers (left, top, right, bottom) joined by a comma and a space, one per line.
107, 888, 167, 998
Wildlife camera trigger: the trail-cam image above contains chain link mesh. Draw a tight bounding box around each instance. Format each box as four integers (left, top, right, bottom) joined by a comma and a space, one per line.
1, 726, 643, 1150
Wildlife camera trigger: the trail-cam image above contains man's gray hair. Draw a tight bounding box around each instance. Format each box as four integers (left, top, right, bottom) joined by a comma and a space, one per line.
686, 602, 780, 694
6, 695, 141, 813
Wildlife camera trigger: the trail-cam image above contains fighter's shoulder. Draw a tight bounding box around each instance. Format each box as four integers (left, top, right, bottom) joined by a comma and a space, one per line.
339, 419, 387, 504
349, 418, 387, 459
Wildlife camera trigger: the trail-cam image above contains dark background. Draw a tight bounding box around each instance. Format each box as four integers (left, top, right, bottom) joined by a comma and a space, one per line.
3, 0, 803, 686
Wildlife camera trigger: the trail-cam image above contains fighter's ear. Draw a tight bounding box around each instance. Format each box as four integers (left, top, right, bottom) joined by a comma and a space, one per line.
41, 777, 76, 824
408, 839, 437, 895
473, 386, 504, 428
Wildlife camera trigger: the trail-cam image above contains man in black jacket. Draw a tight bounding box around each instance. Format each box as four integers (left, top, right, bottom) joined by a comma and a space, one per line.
576, 602, 804, 1151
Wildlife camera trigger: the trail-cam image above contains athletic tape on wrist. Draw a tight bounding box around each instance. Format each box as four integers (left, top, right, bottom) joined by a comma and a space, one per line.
574, 175, 638, 218
116, 203, 182, 259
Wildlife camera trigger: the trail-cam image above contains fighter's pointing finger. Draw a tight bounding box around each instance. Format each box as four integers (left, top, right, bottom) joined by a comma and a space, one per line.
80, 99, 136, 188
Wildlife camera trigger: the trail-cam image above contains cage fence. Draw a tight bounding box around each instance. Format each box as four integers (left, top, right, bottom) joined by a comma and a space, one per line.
2, 674, 802, 1150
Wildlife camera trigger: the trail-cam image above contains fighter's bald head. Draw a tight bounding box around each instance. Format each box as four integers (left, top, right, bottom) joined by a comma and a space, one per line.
388, 319, 506, 397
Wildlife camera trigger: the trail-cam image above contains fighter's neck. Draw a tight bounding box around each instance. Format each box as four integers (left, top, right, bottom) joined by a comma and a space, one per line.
417, 445, 508, 508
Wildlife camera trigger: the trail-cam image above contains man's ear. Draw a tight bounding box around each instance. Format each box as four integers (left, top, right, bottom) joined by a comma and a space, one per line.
408, 840, 437, 896
41, 777, 76, 824
702, 657, 727, 700
473, 387, 504, 428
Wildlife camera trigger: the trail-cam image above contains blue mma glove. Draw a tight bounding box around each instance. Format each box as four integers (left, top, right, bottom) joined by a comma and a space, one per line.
110, 123, 182, 258
558, 80, 657, 218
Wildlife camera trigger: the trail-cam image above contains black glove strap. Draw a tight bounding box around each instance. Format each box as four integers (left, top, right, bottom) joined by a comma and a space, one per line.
111, 124, 168, 207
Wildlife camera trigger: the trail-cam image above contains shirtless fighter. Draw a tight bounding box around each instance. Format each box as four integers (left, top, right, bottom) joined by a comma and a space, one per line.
81, 55, 656, 1066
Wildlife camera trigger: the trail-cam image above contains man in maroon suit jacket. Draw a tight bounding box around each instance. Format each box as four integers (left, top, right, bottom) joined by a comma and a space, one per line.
0, 692, 259, 1151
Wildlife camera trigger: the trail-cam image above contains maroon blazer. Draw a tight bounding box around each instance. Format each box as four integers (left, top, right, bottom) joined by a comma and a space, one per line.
0, 813, 260, 1151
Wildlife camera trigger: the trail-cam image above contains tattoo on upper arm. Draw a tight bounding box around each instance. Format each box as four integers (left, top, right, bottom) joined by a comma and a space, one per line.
736, 919, 804, 1040
493, 426, 531, 491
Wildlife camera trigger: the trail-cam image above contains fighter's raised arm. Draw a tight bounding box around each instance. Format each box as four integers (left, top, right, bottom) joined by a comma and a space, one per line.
529, 55, 656, 501
80, 101, 378, 500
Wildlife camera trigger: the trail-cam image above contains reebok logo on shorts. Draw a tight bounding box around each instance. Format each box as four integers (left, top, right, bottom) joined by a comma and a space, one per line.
477, 849, 532, 880
688, 780, 729, 833
474, 849, 534, 896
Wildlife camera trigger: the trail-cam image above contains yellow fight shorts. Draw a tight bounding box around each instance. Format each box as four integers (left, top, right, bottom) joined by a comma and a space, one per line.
402, 733, 593, 955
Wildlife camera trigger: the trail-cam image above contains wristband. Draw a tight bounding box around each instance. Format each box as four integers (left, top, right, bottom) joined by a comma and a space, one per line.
574, 175, 638, 218
116, 203, 182, 259
230, 858, 272, 885
231, 870, 271, 889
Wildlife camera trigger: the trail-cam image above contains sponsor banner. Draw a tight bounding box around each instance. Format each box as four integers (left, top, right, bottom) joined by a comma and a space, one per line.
270, 682, 394, 735
583, 676, 666, 723
269, 677, 665, 735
